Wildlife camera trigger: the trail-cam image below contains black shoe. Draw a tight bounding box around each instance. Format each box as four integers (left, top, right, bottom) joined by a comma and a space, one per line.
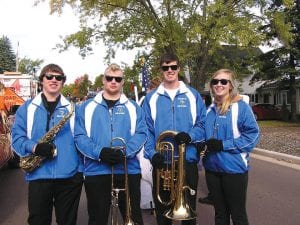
198, 195, 213, 205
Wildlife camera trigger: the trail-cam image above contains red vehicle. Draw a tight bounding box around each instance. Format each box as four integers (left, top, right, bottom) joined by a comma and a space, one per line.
251, 103, 283, 120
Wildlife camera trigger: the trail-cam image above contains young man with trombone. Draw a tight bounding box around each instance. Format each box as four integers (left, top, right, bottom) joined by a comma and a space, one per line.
74, 63, 147, 225
142, 53, 206, 225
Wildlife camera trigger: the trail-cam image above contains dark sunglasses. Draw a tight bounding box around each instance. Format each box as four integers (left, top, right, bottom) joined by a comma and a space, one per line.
161, 65, 178, 71
210, 79, 230, 85
44, 74, 65, 81
105, 75, 123, 83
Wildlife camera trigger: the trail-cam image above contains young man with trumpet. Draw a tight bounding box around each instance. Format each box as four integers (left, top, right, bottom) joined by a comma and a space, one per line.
11, 64, 83, 225
142, 53, 206, 225
74, 63, 147, 225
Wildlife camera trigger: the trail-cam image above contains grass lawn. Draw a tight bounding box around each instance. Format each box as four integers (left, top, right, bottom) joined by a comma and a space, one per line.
257, 120, 300, 128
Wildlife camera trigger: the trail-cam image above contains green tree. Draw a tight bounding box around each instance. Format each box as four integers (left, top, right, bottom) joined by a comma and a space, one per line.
92, 74, 103, 91
0, 36, 16, 73
254, 0, 299, 121
40, 0, 269, 91
73, 74, 92, 99
18, 57, 44, 74
62, 83, 75, 98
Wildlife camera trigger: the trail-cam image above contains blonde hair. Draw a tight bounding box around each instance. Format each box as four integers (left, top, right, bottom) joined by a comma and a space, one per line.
210, 69, 242, 115
104, 63, 123, 76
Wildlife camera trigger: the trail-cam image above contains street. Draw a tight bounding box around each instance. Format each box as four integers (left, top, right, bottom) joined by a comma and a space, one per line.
0, 154, 300, 225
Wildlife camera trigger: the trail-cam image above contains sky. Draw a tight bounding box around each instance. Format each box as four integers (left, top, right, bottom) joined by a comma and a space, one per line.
0, 0, 136, 84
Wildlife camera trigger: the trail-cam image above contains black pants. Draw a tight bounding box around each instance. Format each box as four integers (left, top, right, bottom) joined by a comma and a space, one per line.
205, 170, 249, 225
28, 172, 83, 225
84, 174, 144, 225
152, 162, 198, 225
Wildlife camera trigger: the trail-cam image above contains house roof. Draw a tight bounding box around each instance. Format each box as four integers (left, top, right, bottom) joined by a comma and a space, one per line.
237, 74, 266, 94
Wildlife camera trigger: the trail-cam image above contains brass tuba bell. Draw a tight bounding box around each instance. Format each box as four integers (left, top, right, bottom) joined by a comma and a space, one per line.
156, 130, 197, 220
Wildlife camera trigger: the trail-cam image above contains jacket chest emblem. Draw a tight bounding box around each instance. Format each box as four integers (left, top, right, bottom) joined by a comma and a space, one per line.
115, 106, 125, 115
57, 108, 67, 117
177, 97, 188, 108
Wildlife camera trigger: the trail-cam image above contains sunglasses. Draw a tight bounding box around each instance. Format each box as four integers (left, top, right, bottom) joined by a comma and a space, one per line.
105, 75, 123, 83
210, 79, 230, 85
44, 74, 65, 81
161, 65, 178, 71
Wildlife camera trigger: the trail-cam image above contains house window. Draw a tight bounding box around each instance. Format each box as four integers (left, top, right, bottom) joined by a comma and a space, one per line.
263, 94, 269, 103
287, 91, 291, 104
281, 91, 290, 105
250, 94, 258, 103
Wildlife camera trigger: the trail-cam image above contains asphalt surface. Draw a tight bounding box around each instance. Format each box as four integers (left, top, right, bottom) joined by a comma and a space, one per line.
0, 149, 300, 225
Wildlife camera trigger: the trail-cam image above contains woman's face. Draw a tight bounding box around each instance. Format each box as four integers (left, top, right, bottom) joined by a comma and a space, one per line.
211, 72, 232, 100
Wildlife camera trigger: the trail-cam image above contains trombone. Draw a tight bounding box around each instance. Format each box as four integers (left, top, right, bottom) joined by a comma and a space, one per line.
156, 130, 197, 220
110, 137, 134, 225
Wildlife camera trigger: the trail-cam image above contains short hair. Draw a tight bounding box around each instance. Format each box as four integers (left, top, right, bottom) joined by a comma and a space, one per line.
104, 63, 123, 76
39, 64, 66, 83
159, 53, 180, 67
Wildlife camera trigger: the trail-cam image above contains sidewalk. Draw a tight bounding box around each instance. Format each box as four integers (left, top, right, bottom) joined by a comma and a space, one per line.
252, 148, 300, 170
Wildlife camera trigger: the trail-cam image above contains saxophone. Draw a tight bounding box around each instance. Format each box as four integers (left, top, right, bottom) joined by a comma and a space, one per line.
19, 103, 75, 172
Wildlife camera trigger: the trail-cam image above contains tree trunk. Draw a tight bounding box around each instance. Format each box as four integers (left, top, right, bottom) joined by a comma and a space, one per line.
289, 75, 298, 121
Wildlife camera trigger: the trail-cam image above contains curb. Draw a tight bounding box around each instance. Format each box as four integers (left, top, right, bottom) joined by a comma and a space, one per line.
252, 148, 300, 166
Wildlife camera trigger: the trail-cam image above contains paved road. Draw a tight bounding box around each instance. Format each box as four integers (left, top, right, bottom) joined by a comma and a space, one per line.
0, 154, 300, 225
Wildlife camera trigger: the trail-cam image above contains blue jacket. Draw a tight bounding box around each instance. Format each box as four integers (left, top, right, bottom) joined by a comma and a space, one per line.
74, 92, 147, 176
203, 100, 260, 173
12, 93, 81, 181
142, 81, 206, 163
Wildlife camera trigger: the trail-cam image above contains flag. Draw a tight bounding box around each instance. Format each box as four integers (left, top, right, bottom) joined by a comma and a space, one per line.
141, 64, 150, 91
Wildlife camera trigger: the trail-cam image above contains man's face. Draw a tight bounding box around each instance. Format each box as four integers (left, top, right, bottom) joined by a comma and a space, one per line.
41, 71, 64, 96
102, 69, 124, 95
160, 60, 180, 84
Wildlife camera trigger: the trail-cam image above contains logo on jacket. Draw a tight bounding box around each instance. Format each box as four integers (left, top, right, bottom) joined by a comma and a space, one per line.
177, 97, 188, 108
57, 108, 67, 117
115, 105, 125, 115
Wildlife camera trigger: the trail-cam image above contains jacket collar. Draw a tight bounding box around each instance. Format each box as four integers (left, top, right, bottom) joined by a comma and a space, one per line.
94, 91, 128, 105
156, 81, 189, 95
32, 92, 70, 108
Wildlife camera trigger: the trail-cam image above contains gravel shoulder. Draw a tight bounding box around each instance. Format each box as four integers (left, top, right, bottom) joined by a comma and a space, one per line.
256, 126, 300, 157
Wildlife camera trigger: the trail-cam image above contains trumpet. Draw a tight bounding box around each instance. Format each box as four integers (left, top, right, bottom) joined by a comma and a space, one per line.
156, 130, 197, 220
110, 137, 134, 225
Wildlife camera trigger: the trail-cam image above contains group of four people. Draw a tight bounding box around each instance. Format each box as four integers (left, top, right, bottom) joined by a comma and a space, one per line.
11, 52, 260, 225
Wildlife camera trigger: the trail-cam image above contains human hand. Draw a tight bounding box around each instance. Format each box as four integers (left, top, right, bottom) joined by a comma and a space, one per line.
151, 153, 165, 169
35, 142, 56, 159
205, 139, 223, 152
100, 147, 124, 165
196, 142, 206, 155
175, 132, 191, 145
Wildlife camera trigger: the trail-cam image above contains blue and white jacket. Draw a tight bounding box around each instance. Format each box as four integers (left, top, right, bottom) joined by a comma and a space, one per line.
203, 99, 260, 173
12, 93, 81, 181
142, 81, 206, 163
74, 92, 147, 176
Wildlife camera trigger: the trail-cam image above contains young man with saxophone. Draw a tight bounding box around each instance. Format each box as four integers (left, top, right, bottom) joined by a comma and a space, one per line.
74, 63, 147, 225
142, 53, 206, 225
11, 64, 83, 225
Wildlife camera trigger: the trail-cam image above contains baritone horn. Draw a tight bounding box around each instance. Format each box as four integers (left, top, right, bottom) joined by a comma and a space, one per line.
110, 137, 134, 225
156, 130, 197, 220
